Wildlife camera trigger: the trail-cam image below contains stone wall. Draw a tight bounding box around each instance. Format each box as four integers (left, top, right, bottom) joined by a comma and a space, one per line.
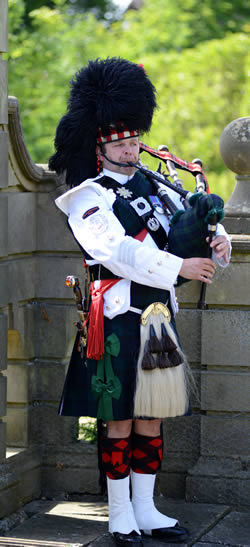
161, 233, 250, 505
184, 120, 250, 507
0, 95, 100, 517
0, 0, 8, 484
160, 119, 250, 505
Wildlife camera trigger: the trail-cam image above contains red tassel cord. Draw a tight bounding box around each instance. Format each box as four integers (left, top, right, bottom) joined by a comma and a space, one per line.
87, 279, 120, 361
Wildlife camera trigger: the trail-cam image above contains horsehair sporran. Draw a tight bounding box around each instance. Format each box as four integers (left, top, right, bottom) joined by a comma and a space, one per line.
134, 310, 196, 418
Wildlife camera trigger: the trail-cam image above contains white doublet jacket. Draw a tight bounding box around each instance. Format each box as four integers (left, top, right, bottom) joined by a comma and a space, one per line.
55, 169, 231, 319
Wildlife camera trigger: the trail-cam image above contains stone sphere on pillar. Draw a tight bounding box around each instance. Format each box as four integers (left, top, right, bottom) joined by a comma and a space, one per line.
219, 117, 250, 175
219, 117, 250, 226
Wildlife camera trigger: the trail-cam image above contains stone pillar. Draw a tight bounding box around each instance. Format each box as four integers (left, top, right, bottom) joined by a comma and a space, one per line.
5, 97, 81, 452
6, 189, 79, 449
185, 117, 250, 507
0, 0, 8, 464
4, 94, 101, 509
220, 117, 250, 234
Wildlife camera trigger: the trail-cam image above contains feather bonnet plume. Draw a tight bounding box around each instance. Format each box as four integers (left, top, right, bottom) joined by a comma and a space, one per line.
49, 57, 157, 187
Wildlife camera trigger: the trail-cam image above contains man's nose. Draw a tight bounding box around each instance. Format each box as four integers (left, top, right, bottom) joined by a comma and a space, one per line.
124, 145, 133, 155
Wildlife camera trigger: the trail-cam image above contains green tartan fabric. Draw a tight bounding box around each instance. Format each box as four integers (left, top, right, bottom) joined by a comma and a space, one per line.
168, 193, 224, 259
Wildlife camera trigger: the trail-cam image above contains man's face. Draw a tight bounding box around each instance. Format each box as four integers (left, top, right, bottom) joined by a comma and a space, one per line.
97, 136, 140, 176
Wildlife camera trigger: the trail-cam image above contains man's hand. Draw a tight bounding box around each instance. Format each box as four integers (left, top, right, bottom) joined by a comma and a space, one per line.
179, 257, 216, 283
208, 235, 230, 264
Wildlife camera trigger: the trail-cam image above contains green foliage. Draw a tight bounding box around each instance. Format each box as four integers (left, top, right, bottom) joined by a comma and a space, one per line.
9, 0, 96, 160
146, 34, 250, 173
78, 417, 97, 443
104, 0, 250, 56
8, 0, 26, 31
8, 0, 250, 201
22, 0, 116, 23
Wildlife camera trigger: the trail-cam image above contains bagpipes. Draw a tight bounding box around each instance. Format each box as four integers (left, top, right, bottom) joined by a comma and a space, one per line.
137, 142, 225, 309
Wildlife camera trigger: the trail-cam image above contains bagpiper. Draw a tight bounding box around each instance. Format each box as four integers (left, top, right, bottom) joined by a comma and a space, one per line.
49, 57, 231, 546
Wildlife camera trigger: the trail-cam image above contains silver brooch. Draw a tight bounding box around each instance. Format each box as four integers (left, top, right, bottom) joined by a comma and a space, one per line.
147, 217, 160, 231
117, 187, 133, 199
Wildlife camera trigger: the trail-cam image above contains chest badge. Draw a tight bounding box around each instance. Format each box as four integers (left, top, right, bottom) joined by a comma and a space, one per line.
116, 187, 133, 199
149, 195, 165, 214
147, 217, 160, 231
130, 197, 152, 216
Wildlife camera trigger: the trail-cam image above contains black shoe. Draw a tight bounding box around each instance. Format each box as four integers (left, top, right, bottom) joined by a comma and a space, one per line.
112, 530, 143, 545
142, 524, 189, 543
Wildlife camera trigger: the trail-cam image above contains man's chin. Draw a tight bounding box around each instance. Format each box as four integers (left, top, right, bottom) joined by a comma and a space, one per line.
120, 165, 137, 176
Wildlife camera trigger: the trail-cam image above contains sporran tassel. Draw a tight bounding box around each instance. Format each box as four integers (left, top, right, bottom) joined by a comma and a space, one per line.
156, 352, 173, 369
148, 324, 162, 353
141, 341, 157, 370
160, 322, 177, 352
168, 349, 183, 366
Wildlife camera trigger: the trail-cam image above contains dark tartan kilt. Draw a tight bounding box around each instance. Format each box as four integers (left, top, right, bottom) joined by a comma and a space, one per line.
59, 311, 141, 419
58, 285, 180, 420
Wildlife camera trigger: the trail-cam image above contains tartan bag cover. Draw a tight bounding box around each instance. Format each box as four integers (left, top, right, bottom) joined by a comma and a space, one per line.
168, 192, 224, 259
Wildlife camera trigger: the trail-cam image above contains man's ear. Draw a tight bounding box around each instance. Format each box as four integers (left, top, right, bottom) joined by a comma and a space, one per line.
96, 144, 103, 161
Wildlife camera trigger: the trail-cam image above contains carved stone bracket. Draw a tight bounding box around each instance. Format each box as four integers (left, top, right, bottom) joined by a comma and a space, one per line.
7, 96, 58, 192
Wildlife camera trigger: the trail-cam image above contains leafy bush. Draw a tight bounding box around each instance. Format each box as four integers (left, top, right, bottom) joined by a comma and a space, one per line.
78, 417, 97, 443
8, 0, 250, 201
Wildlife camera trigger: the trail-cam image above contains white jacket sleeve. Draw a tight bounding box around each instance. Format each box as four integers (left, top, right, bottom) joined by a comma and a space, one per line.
57, 182, 183, 291
213, 223, 232, 267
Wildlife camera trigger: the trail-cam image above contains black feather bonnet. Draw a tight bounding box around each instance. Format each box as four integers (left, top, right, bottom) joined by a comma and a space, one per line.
49, 57, 157, 187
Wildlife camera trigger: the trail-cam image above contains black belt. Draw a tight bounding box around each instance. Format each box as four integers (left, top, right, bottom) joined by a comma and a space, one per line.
89, 264, 119, 280
89, 264, 170, 311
